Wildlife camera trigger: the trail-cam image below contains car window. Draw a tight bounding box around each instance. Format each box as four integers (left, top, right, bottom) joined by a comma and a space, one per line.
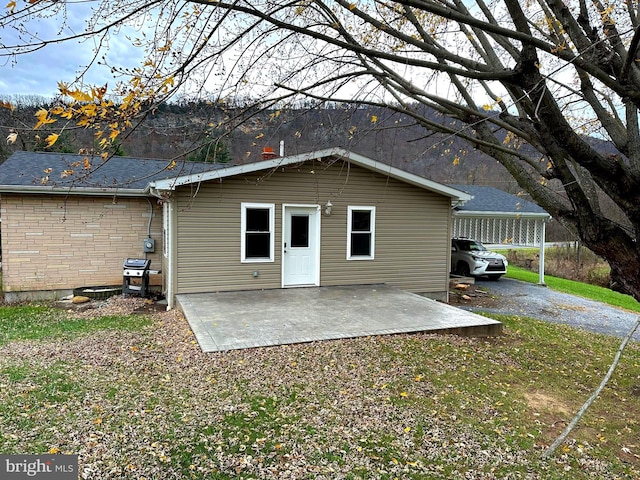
456, 240, 487, 252
469, 242, 486, 252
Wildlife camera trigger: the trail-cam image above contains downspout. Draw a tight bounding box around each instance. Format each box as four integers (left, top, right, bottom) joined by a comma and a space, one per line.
149, 187, 176, 309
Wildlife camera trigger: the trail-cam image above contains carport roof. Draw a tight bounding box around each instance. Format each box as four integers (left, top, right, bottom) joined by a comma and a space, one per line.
450, 184, 550, 218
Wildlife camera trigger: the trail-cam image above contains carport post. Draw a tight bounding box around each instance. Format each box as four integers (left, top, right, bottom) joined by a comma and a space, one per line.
538, 220, 546, 285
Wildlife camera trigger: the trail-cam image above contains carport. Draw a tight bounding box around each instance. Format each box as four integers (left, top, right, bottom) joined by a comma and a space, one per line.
451, 185, 551, 284
177, 285, 502, 352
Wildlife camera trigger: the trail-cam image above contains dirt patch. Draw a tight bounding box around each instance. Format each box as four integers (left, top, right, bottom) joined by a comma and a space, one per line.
525, 391, 572, 415
447, 281, 500, 308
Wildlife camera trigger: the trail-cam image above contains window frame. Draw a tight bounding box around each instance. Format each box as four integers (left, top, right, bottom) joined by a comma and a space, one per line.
241, 202, 275, 263
347, 206, 376, 260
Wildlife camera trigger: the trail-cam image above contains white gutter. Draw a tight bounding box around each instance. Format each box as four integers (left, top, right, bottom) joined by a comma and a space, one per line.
0, 185, 148, 197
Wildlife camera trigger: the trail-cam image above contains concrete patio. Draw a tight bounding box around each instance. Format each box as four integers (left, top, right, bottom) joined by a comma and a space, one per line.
176, 285, 502, 352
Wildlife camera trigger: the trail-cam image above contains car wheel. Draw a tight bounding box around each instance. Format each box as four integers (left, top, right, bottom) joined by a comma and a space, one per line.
488, 274, 502, 281
457, 261, 471, 277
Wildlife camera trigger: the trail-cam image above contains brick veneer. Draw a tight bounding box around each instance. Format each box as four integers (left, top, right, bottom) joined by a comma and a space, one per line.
1, 194, 163, 293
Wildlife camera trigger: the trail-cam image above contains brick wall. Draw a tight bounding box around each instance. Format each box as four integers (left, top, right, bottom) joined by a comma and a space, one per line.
1, 194, 163, 293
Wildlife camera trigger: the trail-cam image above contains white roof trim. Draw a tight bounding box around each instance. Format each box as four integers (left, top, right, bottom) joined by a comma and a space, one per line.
149, 147, 472, 202
454, 210, 551, 219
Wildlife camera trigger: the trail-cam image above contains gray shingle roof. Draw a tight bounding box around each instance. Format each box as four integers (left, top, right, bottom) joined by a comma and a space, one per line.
0, 151, 226, 192
450, 184, 549, 216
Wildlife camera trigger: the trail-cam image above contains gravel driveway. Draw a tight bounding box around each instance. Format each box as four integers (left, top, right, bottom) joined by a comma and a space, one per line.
461, 277, 640, 341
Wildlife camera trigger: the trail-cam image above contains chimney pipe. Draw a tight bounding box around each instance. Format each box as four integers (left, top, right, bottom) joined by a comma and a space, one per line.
261, 146, 277, 160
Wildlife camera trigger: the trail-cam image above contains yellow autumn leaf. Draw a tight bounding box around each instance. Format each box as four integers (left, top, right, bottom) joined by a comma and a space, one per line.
93, 83, 108, 100
57, 82, 71, 96
45, 133, 59, 148
371, 115, 377, 123
68, 89, 93, 102
453, 156, 460, 166
167, 160, 177, 170
162, 76, 175, 88
34, 109, 56, 129
400, 391, 408, 397
349, 2, 356, 9
80, 103, 97, 117
49, 447, 60, 454
109, 129, 120, 141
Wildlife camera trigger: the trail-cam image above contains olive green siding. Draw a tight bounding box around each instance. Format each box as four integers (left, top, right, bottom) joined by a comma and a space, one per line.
173, 159, 451, 296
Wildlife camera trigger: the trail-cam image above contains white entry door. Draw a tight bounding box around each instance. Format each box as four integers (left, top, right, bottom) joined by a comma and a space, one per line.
282, 205, 320, 287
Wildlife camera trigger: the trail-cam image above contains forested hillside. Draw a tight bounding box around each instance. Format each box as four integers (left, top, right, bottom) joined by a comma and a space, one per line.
0, 98, 514, 189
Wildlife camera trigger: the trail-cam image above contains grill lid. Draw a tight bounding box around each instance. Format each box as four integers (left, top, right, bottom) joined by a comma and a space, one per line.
123, 258, 151, 269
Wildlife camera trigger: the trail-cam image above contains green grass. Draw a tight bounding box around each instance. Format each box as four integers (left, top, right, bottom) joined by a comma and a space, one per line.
506, 265, 640, 312
0, 304, 152, 345
0, 297, 639, 477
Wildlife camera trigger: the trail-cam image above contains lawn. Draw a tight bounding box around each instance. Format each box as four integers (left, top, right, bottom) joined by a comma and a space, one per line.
506, 265, 640, 313
0, 299, 638, 479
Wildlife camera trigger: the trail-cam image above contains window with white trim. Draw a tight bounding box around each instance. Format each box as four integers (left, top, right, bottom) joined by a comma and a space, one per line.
241, 203, 275, 262
347, 206, 376, 260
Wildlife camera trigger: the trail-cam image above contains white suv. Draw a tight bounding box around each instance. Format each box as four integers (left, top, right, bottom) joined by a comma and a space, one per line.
451, 238, 508, 280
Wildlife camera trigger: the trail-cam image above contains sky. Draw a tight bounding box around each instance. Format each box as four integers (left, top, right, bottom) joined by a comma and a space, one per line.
0, 4, 145, 99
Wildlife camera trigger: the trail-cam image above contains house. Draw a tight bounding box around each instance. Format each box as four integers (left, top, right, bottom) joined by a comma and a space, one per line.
0, 148, 472, 305
0, 150, 218, 301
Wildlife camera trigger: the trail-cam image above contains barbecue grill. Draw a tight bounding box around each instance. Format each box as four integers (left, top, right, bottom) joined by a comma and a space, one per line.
123, 258, 151, 297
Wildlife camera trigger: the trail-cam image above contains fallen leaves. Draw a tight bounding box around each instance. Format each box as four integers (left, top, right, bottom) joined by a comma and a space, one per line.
0, 302, 637, 479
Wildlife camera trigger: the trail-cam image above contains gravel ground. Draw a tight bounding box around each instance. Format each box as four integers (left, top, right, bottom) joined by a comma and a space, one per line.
460, 278, 640, 341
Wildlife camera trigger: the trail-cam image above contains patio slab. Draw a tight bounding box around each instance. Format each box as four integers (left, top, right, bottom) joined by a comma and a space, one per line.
176, 285, 502, 352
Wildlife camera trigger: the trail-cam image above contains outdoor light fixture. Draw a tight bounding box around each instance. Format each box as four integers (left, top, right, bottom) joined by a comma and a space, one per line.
324, 201, 333, 216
